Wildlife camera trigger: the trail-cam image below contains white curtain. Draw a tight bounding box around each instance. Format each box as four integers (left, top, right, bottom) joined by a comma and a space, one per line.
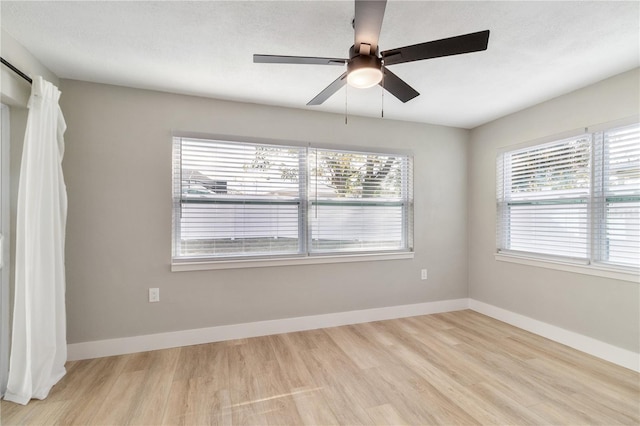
4, 76, 67, 405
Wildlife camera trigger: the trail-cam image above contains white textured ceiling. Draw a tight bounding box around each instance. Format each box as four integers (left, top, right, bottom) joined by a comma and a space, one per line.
1, 1, 639, 129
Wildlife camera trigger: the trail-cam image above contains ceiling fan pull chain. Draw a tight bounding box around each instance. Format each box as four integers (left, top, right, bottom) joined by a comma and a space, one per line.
381, 65, 385, 118
345, 83, 348, 125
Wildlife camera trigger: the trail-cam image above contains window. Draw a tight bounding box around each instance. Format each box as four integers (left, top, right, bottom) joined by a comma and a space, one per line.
309, 148, 412, 253
173, 137, 413, 263
594, 124, 640, 267
497, 123, 640, 270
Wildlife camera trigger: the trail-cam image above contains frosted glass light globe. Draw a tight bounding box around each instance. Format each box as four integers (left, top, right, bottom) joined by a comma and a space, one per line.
347, 67, 383, 88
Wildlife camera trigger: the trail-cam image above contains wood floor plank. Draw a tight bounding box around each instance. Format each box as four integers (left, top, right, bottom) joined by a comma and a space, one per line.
128, 348, 181, 425
387, 343, 511, 425
91, 369, 147, 425
291, 386, 340, 426
162, 379, 232, 426
298, 347, 377, 424
1, 400, 72, 426
406, 377, 481, 425
161, 378, 194, 426
383, 320, 489, 387
226, 343, 265, 426
49, 354, 130, 425
529, 397, 621, 425
324, 325, 384, 370
567, 391, 640, 425
366, 403, 410, 425
2, 310, 638, 425
172, 342, 229, 386
468, 381, 549, 425
267, 334, 314, 389
357, 321, 398, 347
509, 331, 639, 389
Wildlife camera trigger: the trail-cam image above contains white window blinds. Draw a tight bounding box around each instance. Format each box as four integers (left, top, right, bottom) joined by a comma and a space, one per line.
497, 135, 592, 260
309, 148, 413, 254
173, 137, 413, 262
497, 122, 640, 270
174, 138, 306, 259
594, 123, 640, 267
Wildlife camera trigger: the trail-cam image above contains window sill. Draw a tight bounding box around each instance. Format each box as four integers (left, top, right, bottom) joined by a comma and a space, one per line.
172, 251, 415, 272
495, 252, 639, 283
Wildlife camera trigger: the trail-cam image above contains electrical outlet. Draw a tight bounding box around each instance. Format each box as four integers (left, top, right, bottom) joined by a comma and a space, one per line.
421, 269, 428, 280
149, 287, 160, 303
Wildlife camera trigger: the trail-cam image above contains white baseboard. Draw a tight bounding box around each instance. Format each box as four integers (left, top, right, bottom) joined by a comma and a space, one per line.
469, 299, 640, 373
67, 297, 639, 373
67, 298, 469, 361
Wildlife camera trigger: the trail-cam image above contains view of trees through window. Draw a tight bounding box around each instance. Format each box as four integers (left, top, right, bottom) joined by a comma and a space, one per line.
314, 152, 402, 198
508, 137, 590, 195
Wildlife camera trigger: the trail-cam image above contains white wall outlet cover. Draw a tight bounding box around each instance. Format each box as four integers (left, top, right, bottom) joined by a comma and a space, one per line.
148, 288, 160, 302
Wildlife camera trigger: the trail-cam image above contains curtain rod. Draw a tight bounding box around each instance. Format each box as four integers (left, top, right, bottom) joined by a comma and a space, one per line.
0, 57, 33, 85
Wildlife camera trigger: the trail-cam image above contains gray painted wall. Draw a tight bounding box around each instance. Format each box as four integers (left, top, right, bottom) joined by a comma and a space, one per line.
59, 80, 470, 344
468, 68, 640, 352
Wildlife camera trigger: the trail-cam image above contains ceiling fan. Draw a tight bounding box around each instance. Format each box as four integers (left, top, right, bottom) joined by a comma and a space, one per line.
254, 0, 490, 106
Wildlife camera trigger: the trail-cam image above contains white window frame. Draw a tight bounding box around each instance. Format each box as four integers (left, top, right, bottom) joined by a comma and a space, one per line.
172, 134, 414, 271
496, 119, 640, 283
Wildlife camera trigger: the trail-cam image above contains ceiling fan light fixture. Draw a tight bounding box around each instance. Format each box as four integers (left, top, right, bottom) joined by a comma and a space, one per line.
347, 55, 382, 89
347, 67, 383, 88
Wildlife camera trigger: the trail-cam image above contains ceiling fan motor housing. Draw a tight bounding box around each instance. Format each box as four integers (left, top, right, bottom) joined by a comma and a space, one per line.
348, 53, 382, 73
347, 44, 383, 88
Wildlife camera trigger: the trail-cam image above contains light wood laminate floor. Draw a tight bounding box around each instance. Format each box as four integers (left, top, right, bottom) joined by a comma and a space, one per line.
1, 310, 639, 425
